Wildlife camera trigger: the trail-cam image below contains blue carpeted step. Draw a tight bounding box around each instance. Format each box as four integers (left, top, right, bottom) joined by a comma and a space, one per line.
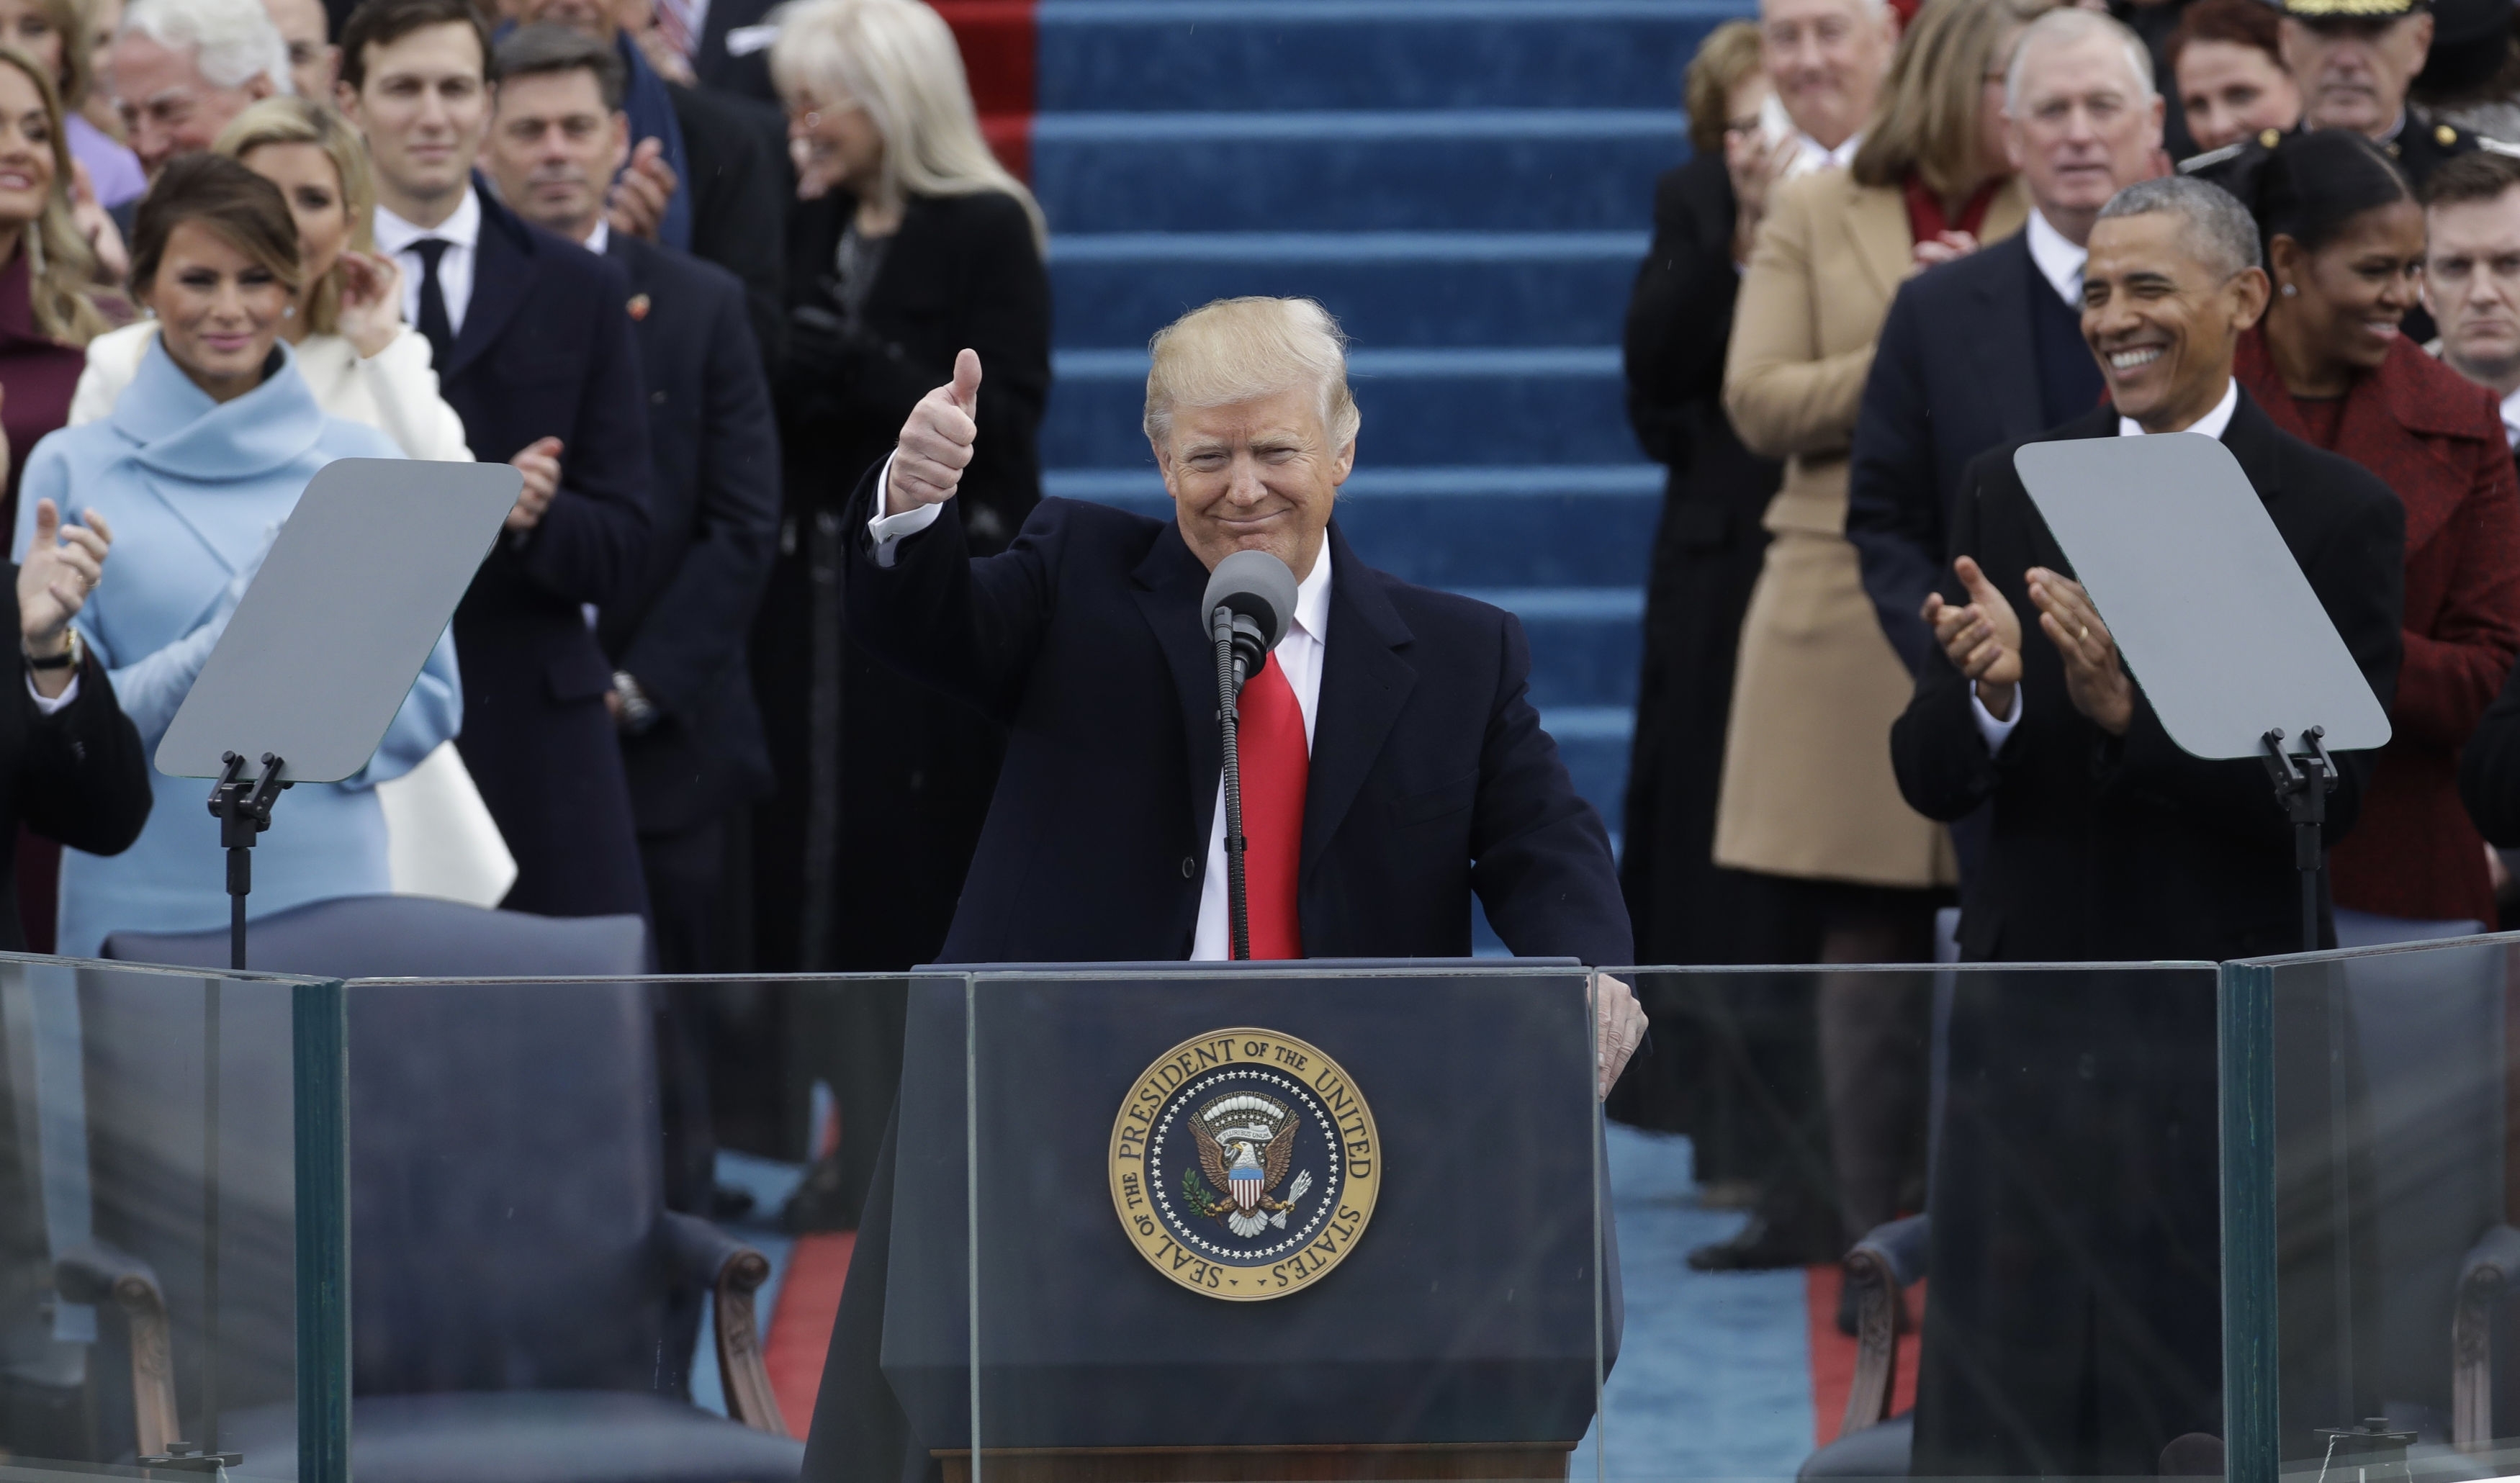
1038, 0, 1736, 114
1045, 465, 1662, 590
1043, 347, 1642, 467
1032, 111, 1683, 233
1461, 590, 1644, 710
1053, 232, 1646, 350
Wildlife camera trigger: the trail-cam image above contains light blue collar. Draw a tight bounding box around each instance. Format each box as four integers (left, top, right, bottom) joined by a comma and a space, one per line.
109, 334, 328, 479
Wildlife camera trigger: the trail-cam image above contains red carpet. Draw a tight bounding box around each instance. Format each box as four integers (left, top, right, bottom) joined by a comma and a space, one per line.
765, 1232, 855, 1437
934, 0, 1037, 179
1805, 1265, 1924, 1446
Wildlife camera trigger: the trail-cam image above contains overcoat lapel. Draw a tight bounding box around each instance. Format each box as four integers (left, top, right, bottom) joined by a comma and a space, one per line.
1844, 183, 1912, 306
1129, 522, 1223, 849
445, 182, 534, 382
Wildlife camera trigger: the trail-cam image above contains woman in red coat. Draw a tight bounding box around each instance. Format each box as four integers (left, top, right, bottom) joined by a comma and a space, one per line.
2238, 129, 2520, 927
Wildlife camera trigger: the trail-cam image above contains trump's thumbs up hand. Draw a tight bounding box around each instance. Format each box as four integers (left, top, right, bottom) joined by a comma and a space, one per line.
886, 349, 983, 517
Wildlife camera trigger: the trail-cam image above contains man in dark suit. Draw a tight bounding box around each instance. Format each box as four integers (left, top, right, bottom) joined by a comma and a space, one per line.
484, 23, 779, 973
1889, 177, 2403, 1477
339, 0, 654, 920
798, 295, 1645, 1479
1850, 8, 2165, 677
510, 0, 788, 363
853, 311, 1635, 973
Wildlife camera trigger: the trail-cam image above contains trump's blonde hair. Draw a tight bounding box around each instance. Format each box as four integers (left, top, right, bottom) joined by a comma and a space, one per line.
1143, 297, 1362, 452
768, 0, 1043, 248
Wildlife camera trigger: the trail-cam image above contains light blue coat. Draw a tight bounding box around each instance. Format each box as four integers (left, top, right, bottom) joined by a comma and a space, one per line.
12, 337, 462, 957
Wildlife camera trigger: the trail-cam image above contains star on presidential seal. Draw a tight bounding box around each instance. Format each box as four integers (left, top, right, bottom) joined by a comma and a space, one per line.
1109, 1028, 1380, 1301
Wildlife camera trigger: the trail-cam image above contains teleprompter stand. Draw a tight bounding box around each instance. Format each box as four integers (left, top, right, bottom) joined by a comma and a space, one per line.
2261, 726, 2339, 953
207, 751, 289, 973
137, 458, 521, 1466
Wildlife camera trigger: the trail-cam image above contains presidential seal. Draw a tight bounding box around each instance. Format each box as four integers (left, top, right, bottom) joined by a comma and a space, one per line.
1109, 1028, 1380, 1302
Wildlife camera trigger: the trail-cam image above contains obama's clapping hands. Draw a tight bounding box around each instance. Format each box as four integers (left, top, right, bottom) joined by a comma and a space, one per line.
1922, 557, 2134, 736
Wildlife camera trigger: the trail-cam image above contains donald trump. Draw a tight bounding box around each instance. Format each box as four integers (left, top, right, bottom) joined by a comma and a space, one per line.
799, 297, 1647, 1479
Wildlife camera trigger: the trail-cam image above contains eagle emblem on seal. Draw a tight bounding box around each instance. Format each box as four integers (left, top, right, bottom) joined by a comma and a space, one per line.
1183, 1093, 1315, 1238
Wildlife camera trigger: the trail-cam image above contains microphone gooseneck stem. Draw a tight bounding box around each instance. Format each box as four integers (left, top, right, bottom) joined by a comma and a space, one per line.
1214, 608, 1251, 961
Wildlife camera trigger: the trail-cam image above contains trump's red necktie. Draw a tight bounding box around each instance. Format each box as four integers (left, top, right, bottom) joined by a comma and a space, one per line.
1236, 655, 1309, 959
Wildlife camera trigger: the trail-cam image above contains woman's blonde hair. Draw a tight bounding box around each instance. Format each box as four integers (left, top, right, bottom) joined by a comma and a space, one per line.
27, 0, 90, 108
768, 0, 1045, 249
212, 96, 373, 337
1686, 20, 1765, 157
1143, 297, 1360, 452
1853, 0, 2054, 200
0, 45, 104, 343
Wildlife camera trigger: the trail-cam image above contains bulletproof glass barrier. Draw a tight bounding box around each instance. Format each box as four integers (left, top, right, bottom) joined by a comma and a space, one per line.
2225, 932, 2520, 1483
0, 951, 341, 1482
1593, 962, 2237, 1483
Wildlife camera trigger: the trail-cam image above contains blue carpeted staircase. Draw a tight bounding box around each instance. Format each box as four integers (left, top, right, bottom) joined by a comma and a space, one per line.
1030, 0, 1752, 899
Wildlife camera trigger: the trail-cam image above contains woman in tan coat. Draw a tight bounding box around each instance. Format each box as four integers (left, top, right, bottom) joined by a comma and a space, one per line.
1699, 0, 2048, 1276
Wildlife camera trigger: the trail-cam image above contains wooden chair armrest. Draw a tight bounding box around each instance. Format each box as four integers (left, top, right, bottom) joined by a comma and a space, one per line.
56, 1243, 179, 1456
658, 1210, 788, 1436
1840, 1215, 1929, 1439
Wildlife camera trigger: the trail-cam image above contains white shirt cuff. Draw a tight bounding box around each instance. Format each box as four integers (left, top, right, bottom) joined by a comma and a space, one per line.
1971, 682, 2022, 753
27, 670, 77, 714
866, 451, 946, 569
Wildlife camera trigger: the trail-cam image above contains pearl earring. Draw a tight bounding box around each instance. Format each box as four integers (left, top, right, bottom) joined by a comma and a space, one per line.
2281, 283, 2298, 297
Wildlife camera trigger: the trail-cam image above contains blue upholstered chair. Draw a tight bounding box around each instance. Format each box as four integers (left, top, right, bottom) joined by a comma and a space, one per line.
83, 894, 804, 1483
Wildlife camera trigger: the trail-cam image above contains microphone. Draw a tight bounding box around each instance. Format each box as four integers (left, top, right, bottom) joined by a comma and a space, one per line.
1198, 549, 1297, 963
1200, 549, 1298, 694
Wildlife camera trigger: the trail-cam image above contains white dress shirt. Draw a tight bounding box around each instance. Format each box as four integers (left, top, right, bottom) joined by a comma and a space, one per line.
2024, 207, 2087, 309
374, 188, 483, 339
1972, 377, 2241, 751
865, 474, 1337, 961
1792, 129, 1863, 174
2499, 384, 2520, 450
1191, 546, 1330, 961
866, 454, 941, 564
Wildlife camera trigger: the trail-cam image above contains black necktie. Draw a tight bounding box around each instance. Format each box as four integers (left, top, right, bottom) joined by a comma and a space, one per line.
412, 238, 454, 369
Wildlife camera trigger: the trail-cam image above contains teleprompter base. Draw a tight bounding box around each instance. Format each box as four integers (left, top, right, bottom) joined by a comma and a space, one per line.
937, 1443, 1575, 1482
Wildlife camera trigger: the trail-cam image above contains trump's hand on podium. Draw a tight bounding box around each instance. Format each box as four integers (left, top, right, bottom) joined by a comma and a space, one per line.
1597, 973, 1645, 1101
2027, 567, 2133, 735
887, 349, 981, 517
1923, 556, 2024, 721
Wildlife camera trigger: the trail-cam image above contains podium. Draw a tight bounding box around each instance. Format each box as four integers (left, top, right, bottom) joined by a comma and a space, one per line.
879, 963, 1613, 1482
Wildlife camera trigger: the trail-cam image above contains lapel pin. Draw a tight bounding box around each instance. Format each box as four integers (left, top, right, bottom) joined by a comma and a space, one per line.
627, 294, 652, 322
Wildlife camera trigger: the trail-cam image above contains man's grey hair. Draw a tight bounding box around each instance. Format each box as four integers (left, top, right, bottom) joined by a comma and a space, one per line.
122, 0, 292, 93
2096, 176, 2262, 278
2005, 6, 2155, 114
